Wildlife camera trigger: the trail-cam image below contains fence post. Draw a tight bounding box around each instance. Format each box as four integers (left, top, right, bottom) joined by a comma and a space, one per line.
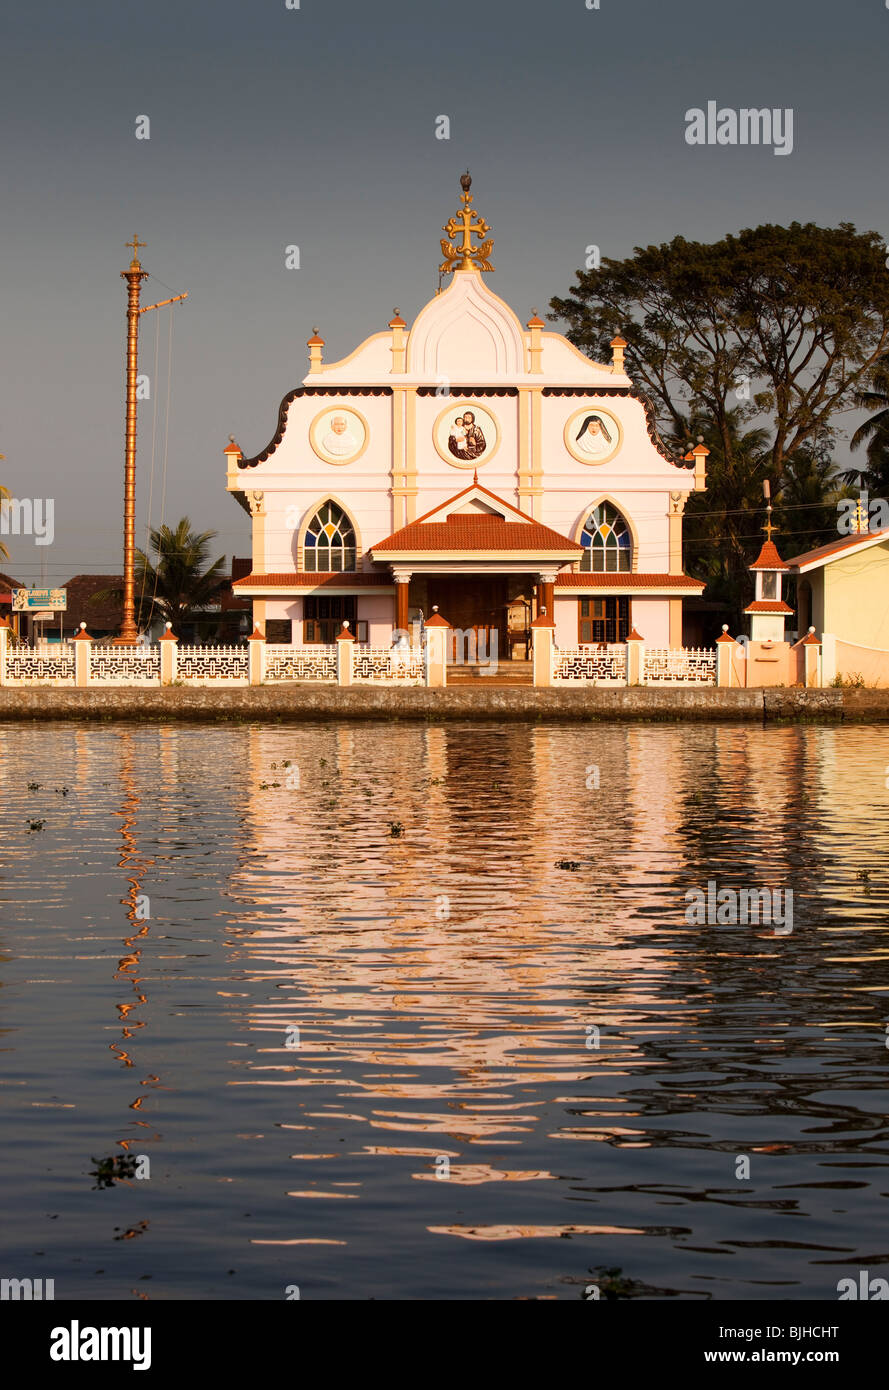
159, 622, 178, 685
801, 627, 822, 688
248, 625, 265, 685
336, 621, 355, 686
820, 632, 836, 686
72, 622, 91, 687
716, 625, 734, 687
625, 627, 644, 686
424, 607, 450, 688
0, 617, 8, 686
531, 609, 554, 687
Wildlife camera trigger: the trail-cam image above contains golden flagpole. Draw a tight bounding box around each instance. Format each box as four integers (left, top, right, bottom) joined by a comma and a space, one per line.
115, 237, 187, 644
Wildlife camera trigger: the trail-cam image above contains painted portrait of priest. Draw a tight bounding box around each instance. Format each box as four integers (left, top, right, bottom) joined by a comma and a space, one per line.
310, 407, 368, 464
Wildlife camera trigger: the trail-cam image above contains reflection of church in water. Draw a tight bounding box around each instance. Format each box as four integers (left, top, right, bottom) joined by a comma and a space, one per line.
227, 174, 706, 654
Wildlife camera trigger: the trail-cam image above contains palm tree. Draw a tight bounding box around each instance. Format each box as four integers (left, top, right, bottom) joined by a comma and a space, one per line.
133, 519, 229, 637
841, 356, 889, 496
778, 441, 851, 553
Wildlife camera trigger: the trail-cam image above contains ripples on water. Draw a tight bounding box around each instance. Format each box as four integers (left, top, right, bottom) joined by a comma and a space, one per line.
0, 720, 887, 1300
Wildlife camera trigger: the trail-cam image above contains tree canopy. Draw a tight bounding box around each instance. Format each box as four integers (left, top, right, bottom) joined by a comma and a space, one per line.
550, 222, 888, 620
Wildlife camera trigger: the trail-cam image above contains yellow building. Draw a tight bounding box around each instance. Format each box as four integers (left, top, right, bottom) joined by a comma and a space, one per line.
787, 528, 889, 685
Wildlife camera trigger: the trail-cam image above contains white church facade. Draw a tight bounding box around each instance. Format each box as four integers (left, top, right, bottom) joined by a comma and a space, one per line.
227, 176, 707, 656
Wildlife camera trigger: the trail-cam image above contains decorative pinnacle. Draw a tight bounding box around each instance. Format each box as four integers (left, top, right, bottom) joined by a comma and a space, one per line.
439, 171, 494, 275
126, 234, 147, 269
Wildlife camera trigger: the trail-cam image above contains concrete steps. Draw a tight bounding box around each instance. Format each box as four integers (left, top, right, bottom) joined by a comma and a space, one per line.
447, 661, 533, 687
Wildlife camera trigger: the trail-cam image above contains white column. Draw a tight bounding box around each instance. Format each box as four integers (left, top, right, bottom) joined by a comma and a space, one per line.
336, 622, 355, 686
159, 624, 178, 685
73, 624, 92, 687
248, 625, 265, 685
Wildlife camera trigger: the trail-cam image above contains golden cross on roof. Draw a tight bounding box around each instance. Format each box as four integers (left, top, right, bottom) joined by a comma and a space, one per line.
126, 235, 147, 265
763, 504, 778, 542
439, 172, 494, 275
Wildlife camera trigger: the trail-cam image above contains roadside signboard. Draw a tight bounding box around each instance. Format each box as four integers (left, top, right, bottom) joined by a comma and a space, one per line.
12, 588, 67, 612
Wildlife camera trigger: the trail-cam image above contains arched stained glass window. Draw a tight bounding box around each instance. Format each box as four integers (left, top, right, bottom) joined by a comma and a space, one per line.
303, 501, 357, 572
580, 502, 632, 572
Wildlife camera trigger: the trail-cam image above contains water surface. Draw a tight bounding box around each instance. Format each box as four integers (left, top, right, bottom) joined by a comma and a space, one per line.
1, 720, 887, 1300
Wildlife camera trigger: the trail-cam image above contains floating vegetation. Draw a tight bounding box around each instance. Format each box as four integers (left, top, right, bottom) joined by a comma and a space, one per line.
89, 1154, 140, 1189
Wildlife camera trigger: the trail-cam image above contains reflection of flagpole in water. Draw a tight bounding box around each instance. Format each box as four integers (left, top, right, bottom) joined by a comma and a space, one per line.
111, 731, 164, 1155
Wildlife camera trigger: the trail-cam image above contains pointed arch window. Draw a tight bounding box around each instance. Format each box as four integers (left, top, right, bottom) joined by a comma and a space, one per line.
580, 502, 632, 572
303, 501, 357, 572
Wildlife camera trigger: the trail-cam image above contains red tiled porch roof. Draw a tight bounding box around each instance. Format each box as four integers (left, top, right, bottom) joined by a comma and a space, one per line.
371, 479, 582, 556
373, 515, 582, 554
233, 571, 393, 589
555, 572, 705, 589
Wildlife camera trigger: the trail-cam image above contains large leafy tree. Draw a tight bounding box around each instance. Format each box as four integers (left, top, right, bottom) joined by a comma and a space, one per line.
133, 519, 228, 633
551, 223, 889, 618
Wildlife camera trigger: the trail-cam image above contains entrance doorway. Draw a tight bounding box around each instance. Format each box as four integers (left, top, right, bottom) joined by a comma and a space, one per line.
424, 576, 508, 662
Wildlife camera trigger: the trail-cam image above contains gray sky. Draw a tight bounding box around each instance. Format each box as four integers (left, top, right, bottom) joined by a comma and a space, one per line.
1, 0, 886, 583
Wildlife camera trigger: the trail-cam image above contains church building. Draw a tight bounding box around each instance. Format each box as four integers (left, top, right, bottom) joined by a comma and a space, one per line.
228, 175, 707, 656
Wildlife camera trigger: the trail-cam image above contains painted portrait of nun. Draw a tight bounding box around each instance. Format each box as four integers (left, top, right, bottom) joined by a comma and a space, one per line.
564, 407, 621, 464
574, 413, 613, 459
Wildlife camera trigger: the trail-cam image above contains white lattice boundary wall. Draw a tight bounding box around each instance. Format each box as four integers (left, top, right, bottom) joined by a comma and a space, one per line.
175, 645, 250, 684
264, 644, 337, 682
641, 648, 717, 683
353, 647, 425, 683
90, 647, 162, 684
553, 646, 628, 684
3, 642, 76, 686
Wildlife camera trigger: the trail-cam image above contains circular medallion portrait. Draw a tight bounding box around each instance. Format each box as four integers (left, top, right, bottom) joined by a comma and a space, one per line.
433, 401, 500, 468
309, 406, 369, 465
564, 407, 621, 465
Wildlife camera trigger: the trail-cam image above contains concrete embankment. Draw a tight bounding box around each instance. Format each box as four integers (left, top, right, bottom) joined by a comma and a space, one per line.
0, 685, 871, 722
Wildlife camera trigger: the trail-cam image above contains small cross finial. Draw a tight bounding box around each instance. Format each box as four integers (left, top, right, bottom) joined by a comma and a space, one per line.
126, 234, 147, 265
473, 468, 478, 485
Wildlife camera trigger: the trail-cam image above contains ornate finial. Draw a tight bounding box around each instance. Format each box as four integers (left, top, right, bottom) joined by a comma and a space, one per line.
126, 234, 147, 268
762, 478, 777, 542
440, 173, 493, 275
